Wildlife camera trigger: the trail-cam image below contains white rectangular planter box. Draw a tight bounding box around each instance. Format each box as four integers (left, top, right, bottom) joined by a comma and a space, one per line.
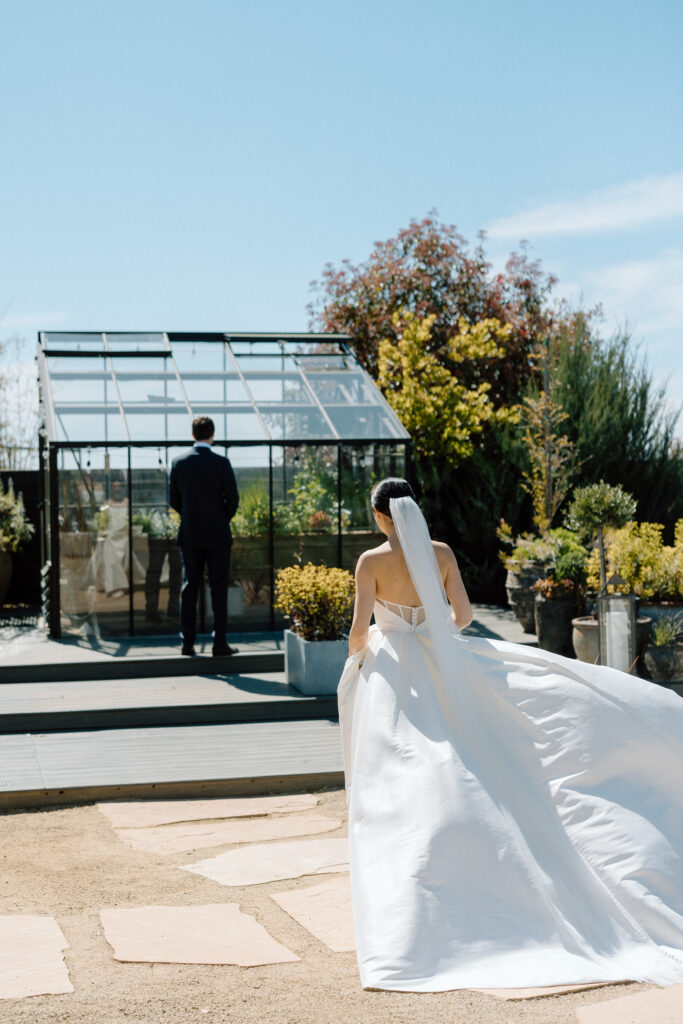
284, 629, 348, 695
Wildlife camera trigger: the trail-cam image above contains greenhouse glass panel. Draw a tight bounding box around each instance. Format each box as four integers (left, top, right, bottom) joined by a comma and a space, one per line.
56, 411, 128, 443
229, 445, 272, 631
48, 357, 114, 405
170, 340, 231, 375
58, 447, 131, 638
43, 332, 105, 350
181, 373, 248, 406
105, 332, 167, 351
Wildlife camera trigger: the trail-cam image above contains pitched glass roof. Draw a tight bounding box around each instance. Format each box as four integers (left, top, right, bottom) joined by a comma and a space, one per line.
38, 332, 410, 445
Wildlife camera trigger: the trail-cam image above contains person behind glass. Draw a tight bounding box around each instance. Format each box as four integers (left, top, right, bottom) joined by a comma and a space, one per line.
169, 416, 240, 656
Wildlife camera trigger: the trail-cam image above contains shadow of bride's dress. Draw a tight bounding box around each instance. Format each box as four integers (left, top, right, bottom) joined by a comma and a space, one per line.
338, 599, 683, 992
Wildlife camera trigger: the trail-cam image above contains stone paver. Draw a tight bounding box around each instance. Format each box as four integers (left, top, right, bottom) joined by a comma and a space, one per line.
114, 811, 342, 854
182, 837, 350, 887
101, 904, 299, 966
97, 792, 319, 828
575, 982, 683, 1022
0, 915, 72, 999
272, 875, 355, 952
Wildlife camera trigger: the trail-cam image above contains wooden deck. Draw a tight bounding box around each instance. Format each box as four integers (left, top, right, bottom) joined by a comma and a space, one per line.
0, 718, 344, 810
0, 672, 337, 732
0, 610, 557, 811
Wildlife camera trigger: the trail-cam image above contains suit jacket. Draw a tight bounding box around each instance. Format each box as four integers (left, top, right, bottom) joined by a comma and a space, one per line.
169, 446, 239, 548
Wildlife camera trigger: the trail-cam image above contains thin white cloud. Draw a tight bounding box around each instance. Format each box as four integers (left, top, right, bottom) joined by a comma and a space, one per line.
559, 249, 683, 432
584, 249, 683, 336
487, 173, 683, 239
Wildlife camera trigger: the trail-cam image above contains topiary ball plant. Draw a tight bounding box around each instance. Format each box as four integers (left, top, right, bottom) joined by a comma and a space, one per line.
274, 562, 355, 641
564, 481, 636, 594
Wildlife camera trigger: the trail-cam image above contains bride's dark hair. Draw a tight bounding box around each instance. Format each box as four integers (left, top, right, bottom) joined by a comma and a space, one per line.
371, 477, 416, 517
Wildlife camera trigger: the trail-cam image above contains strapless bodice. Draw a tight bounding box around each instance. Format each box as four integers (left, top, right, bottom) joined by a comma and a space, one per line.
374, 598, 428, 632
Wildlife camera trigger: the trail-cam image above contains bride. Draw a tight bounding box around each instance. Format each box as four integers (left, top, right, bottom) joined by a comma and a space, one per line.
338, 477, 683, 992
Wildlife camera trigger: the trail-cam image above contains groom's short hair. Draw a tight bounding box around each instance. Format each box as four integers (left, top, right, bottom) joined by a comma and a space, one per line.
192, 416, 215, 441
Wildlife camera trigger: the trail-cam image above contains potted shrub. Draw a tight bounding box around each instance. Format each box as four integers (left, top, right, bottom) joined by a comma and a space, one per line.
0, 478, 35, 605
564, 481, 637, 594
499, 523, 587, 636
275, 562, 355, 695
498, 523, 556, 634
642, 612, 683, 684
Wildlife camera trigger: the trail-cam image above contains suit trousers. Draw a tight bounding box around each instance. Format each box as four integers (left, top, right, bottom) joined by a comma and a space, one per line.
179, 543, 232, 647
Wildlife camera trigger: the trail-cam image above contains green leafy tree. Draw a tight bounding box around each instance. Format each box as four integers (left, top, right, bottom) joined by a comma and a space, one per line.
520, 333, 577, 533
377, 312, 518, 464
309, 214, 559, 404
554, 324, 683, 529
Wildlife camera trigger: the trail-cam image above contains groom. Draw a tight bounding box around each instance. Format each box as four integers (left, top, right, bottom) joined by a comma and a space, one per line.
169, 416, 240, 656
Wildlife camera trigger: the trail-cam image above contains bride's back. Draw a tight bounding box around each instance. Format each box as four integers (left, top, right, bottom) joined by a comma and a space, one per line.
366, 538, 449, 608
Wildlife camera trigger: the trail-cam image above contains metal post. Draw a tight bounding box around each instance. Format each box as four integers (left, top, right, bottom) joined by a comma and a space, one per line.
269, 446, 274, 630
127, 447, 134, 636
337, 443, 343, 567
48, 446, 61, 639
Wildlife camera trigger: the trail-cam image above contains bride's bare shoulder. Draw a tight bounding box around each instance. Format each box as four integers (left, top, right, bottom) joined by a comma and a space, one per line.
356, 540, 390, 570
432, 540, 457, 567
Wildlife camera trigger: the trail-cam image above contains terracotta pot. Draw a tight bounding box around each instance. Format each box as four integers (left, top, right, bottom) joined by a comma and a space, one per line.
0, 550, 12, 605
572, 615, 654, 665
572, 616, 599, 664
505, 564, 545, 634
642, 644, 683, 683
534, 593, 575, 656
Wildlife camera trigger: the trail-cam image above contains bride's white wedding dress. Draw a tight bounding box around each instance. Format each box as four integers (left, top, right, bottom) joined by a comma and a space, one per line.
338, 497, 683, 992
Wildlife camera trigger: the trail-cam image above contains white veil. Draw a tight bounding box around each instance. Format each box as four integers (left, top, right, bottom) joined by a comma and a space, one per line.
390, 495, 474, 721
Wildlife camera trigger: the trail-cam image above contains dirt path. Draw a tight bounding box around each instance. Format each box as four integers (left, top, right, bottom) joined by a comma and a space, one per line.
0, 790, 648, 1024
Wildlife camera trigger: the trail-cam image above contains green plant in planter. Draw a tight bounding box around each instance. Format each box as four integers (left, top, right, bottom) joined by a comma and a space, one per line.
274, 562, 354, 641
0, 477, 34, 552
498, 522, 587, 578
497, 521, 556, 570
565, 481, 636, 593
132, 509, 180, 539
651, 612, 683, 647
585, 520, 682, 601
231, 481, 271, 536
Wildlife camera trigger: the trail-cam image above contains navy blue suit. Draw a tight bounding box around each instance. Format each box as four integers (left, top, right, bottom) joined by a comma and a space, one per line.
169, 444, 239, 648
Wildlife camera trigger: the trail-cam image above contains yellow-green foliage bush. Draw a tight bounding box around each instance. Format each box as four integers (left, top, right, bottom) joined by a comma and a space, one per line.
274, 562, 355, 641
586, 520, 683, 600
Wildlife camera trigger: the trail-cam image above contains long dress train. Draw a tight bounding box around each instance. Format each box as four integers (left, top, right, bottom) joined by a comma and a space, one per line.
337, 503, 683, 993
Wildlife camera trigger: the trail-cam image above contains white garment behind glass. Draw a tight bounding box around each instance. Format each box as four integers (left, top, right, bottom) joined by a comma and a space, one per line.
338, 497, 683, 992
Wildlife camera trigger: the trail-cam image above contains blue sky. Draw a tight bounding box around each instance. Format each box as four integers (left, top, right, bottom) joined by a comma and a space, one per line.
1, 0, 681, 427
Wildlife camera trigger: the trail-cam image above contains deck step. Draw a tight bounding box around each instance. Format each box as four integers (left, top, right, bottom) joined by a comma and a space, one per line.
0, 673, 335, 732
0, 649, 284, 685
0, 718, 344, 810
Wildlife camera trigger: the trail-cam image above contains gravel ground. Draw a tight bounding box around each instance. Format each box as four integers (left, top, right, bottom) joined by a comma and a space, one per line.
0, 789, 650, 1024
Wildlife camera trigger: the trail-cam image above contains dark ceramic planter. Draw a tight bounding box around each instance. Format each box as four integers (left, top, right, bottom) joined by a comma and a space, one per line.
642, 644, 683, 683
534, 593, 575, 657
505, 564, 545, 634
0, 550, 12, 605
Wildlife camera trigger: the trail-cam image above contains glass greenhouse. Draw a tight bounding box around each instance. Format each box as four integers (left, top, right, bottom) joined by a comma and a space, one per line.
37, 332, 411, 639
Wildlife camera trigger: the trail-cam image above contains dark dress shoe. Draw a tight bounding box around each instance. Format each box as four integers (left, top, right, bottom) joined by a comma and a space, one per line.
181, 645, 197, 656
212, 644, 237, 656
